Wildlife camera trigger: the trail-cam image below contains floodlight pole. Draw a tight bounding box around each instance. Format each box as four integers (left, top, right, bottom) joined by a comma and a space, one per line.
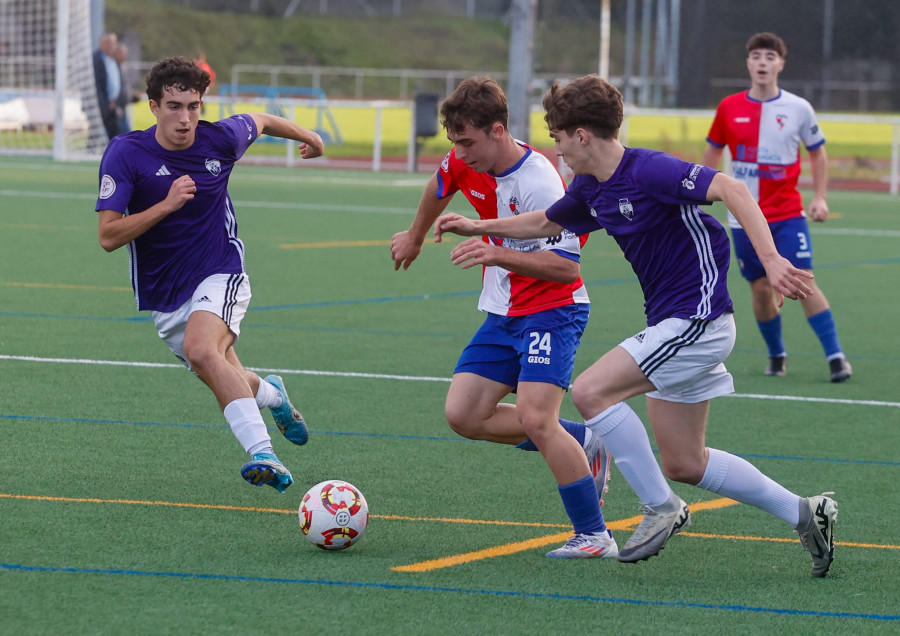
599, 0, 610, 78
507, 0, 536, 143
53, 0, 70, 161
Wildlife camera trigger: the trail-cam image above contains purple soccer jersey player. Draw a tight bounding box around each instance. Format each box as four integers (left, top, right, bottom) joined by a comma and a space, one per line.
95, 57, 324, 493
546, 148, 733, 327
434, 74, 838, 578
98, 114, 253, 312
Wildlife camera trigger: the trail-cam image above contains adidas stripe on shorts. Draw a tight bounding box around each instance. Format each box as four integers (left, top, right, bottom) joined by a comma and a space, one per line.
151, 273, 251, 370
619, 313, 736, 403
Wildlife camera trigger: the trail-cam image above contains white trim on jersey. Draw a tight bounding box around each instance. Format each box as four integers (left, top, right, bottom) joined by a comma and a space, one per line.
224, 195, 245, 270
680, 204, 720, 320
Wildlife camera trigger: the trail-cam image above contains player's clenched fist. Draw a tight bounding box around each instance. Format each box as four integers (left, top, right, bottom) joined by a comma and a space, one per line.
164, 175, 197, 212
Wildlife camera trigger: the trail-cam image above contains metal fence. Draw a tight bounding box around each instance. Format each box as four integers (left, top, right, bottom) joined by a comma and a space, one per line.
138, 0, 900, 112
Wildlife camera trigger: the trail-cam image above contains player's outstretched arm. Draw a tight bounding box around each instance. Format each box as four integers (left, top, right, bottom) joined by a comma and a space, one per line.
248, 112, 324, 159
434, 210, 562, 243
392, 174, 452, 271
706, 172, 814, 304
449, 237, 580, 283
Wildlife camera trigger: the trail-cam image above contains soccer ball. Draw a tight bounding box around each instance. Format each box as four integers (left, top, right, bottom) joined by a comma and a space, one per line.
299, 480, 369, 550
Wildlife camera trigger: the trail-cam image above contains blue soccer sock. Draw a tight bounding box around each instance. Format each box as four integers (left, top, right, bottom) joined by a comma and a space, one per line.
807, 309, 844, 359
757, 314, 786, 357
515, 418, 586, 451
558, 474, 606, 535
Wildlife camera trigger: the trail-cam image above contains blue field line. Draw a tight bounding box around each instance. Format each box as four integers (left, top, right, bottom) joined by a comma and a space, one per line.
0, 563, 896, 622
2, 413, 898, 465
814, 257, 900, 268
0, 311, 150, 322
0, 414, 469, 442
0, 413, 224, 430
248, 279, 635, 313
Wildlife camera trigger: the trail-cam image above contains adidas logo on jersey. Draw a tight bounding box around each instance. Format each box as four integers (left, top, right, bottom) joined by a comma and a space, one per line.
156, 165, 171, 176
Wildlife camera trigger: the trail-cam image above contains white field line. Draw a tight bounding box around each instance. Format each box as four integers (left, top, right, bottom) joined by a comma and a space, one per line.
3, 187, 900, 230
3, 354, 898, 408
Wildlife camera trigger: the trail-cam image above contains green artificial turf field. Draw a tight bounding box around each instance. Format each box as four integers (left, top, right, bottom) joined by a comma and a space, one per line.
1, 156, 898, 633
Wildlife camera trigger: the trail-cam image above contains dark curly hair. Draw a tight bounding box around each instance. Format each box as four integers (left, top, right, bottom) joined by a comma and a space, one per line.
145, 57, 211, 103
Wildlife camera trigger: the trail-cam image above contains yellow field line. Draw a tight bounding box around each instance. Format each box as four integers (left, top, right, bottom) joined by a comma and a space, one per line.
0, 493, 289, 514
1, 281, 131, 292
391, 498, 740, 573
376, 513, 569, 528
278, 238, 458, 249
3, 493, 895, 572
279, 239, 391, 249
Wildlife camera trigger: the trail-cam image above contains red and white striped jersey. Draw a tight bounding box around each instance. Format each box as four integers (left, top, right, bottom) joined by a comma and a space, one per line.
435, 143, 589, 316
706, 89, 825, 225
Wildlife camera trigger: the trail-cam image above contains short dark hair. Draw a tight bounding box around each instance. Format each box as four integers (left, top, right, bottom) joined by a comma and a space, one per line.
746, 32, 787, 57
145, 57, 211, 103
440, 76, 508, 135
542, 74, 623, 140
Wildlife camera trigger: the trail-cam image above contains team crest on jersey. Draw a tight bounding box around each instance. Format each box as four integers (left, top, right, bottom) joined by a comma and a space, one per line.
99, 174, 116, 199
441, 152, 450, 172
776, 113, 788, 130
205, 158, 221, 176
509, 196, 519, 214
619, 198, 634, 220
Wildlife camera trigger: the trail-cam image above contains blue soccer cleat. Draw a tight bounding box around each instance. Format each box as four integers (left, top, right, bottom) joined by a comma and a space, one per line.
240, 452, 293, 493
265, 374, 308, 445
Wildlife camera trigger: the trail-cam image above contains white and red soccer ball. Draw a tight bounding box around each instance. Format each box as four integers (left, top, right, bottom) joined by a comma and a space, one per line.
299, 480, 369, 550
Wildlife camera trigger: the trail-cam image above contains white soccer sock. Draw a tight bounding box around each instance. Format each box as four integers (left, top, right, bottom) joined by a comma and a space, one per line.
224, 397, 272, 454
586, 402, 672, 507
697, 448, 801, 527
254, 376, 283, 409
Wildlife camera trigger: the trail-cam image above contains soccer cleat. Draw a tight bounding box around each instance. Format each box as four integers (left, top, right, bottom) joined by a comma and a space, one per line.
618, 494, 691, 563
796, 493, 838, 578
765, 355, 787, 377
829, 358, 852, 383
546, 530, 619, 559
240, 452, 293, 493
266, 374, 308, 445
585, 433, 612, 505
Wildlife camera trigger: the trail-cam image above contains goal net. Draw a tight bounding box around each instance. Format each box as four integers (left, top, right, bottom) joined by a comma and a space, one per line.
0, 0, 107, 159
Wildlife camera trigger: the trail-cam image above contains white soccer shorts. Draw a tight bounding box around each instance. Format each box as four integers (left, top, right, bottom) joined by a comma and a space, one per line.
619, 313, 736, 404
151, 272, 252, 370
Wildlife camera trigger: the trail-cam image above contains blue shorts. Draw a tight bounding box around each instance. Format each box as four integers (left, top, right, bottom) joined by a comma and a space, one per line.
732, 216, 813, 282
454, 304, 590, 389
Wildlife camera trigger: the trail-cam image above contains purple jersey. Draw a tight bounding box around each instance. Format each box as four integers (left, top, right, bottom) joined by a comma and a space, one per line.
546, 148, 733, 326
96, 115, 257, 311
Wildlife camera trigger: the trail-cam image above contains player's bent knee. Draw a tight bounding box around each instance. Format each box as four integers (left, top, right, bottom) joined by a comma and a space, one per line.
570, 379, 608, 417
444, 405, 483, 440
660, 460, 704, 485
516, 413, 557, 444
182, 343, 220, 374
